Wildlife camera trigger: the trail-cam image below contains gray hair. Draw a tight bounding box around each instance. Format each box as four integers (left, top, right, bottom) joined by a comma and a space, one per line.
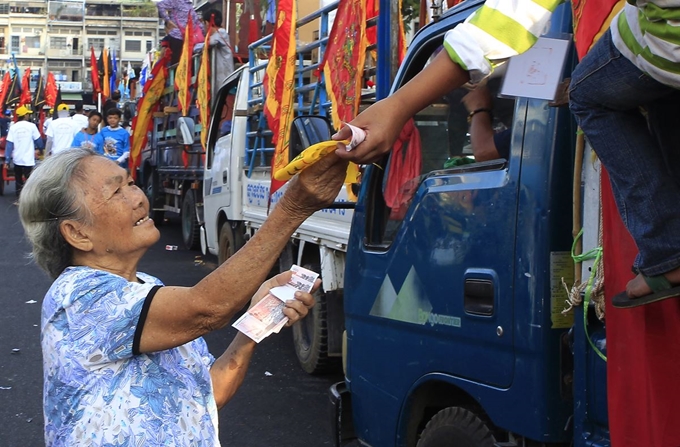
19, 148, 98, 279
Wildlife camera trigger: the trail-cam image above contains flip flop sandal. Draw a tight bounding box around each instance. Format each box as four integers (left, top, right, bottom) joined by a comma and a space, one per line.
612, 274, 680, 308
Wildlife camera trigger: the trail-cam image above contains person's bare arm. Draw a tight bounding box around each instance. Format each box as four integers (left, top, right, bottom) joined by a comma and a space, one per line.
137, 154, 348, 354
209, 275, 317, 408
210, 333, 255, 408
333, 51, 470, 164
462, 85, 499, 162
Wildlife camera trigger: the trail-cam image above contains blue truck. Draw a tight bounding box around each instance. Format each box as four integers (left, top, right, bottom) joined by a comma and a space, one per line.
326, 1, 609, 446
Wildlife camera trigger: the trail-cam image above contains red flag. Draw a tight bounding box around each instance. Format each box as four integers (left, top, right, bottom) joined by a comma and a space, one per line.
44, 72, 58, 108
366, 0, 406, 64
91, 47, 101, 95
366, 0, 378, 48
19, 69, 32, 107
319, 0, 368, 130
0, 72, 11, 111
175, 12, 194, 116
130, 53, 171, 180
572, 0, 624, 59
263, 0, 297, 196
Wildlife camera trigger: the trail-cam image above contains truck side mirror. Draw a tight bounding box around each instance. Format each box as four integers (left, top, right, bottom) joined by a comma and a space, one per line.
289, 115, 333, 162
177, 117, 195, 145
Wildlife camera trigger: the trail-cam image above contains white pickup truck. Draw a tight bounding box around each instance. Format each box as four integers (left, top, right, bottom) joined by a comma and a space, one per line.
197, 3, 367, 374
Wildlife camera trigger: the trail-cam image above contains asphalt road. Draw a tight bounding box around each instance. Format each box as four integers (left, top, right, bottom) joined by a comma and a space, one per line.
0, 181, 344, 447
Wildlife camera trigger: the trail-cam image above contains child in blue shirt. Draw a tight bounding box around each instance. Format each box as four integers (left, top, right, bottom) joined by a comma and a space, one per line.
71, 111, 103, 151
95, 108, 130, 168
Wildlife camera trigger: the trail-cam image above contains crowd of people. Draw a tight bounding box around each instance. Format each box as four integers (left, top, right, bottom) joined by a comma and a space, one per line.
1, 99, 131, 200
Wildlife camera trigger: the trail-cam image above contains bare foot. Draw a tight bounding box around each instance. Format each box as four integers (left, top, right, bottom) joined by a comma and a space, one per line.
625, 266, 680, 298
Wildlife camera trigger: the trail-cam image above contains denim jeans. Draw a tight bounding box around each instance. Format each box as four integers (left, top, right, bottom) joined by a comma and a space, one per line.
569, 30, 680, 276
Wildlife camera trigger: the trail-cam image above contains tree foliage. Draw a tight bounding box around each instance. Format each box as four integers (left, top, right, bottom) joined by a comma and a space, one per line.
401, 0, 421, 30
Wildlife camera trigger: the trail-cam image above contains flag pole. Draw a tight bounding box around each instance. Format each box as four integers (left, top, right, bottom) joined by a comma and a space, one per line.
98, 92, 101, 113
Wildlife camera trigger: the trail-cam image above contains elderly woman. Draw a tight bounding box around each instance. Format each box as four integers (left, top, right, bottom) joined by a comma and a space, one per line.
19, 148, 347, 446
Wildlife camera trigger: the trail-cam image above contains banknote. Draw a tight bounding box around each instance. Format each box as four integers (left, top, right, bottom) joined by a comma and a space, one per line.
233, 265, 319, 342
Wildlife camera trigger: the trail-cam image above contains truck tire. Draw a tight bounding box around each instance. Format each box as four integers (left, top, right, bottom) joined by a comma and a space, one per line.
181, 190, 200, 250
416, 407, 495, 447
217, 221, 244, 265
293, 263, 341, 375
143, 168, 164, 226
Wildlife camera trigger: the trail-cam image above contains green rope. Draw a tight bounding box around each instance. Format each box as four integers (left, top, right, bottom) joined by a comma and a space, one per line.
572, 229, 607, 362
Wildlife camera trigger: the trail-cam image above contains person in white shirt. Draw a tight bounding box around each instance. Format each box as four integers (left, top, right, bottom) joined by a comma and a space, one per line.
46, 103, 80, 156
5, 105, 42, 197
43, 108, 54, 134
71, 102, 89, 131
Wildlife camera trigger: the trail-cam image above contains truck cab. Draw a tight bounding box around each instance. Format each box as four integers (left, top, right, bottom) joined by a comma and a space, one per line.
331, 2, 609, 446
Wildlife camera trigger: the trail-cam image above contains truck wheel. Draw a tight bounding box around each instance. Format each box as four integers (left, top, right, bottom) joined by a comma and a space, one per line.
143, 168, 164, 226
217, 221, 244, 265
181, 190, 200, 250
416, 407, 495, 447
293, 264, 341, 375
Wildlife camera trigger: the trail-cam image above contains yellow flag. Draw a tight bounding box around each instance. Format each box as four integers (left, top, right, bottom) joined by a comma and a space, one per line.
175, 12, 193, 116
197, 26, 211, 150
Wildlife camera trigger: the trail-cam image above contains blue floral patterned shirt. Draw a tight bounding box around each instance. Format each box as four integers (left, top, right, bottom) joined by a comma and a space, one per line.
42, 266, 220, 446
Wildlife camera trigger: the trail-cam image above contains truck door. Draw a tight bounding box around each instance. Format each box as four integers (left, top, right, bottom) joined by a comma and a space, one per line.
204, 75, 242, 217
346, 36, 524, 390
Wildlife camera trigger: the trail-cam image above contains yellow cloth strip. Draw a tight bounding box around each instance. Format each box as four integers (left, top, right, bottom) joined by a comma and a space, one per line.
274, 139, 359, 185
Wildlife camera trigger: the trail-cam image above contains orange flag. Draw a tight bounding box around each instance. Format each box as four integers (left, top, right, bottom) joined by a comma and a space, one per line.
130, 53, 170, 180
197, 22, 212, 150
175, 12, 194, 116
320, 0, 368, 130
573, 0, 624, 59
103, 48, 111, 98
263, 0, 297, 196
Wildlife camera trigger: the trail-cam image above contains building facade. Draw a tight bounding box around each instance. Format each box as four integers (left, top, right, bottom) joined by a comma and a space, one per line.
0, 0, 162, 103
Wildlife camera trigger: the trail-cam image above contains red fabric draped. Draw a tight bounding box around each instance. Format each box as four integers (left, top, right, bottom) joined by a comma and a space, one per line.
601, 169, 680, 446
572, 0, 624, 59
384, 118, 422, 218
320, 0, 367, 130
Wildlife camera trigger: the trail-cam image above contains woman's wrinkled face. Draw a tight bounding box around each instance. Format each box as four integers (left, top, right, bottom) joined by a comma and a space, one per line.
78, 156, 160, 257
